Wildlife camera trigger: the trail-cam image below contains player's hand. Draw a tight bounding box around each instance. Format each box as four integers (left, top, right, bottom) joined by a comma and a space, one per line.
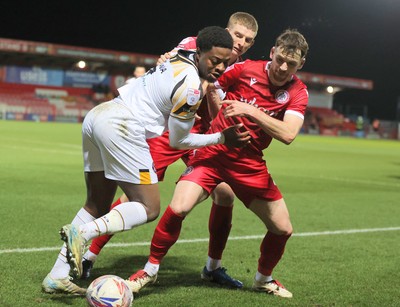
222, 100, 256, 118
157, 52, 172, 65
222, 124, 251, 148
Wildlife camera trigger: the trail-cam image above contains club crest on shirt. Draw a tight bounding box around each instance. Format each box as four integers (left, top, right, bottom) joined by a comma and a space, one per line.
187, 88, 201, 106
275, 90, 290, 104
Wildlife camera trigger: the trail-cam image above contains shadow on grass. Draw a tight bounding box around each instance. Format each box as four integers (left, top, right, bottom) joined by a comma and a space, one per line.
40, 253, 249, 305
87, 254, 248, 300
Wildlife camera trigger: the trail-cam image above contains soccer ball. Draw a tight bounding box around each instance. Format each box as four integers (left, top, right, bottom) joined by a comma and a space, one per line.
86, 275, 133, 307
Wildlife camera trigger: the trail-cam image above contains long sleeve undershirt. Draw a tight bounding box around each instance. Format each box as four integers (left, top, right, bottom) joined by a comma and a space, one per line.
167, 115, 224, 149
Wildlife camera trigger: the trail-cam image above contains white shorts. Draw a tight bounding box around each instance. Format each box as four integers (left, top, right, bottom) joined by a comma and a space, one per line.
82, 99, 158, 184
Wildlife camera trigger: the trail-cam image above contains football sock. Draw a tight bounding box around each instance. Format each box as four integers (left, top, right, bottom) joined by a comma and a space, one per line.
257, 231, 291, 276
206, 257, 222, 272
79, 201, 147, 241
50, 208, 95, 279
149, 205, 184, 264
208, 203, 232, 260
255, 271, 273, 283
83, 250, 98, 263
143, 261, 160, 277
88, 197, 123, 255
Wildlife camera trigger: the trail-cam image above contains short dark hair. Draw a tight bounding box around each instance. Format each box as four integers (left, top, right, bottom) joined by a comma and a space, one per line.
196, 26, 233, 53
275, 28, 309, 59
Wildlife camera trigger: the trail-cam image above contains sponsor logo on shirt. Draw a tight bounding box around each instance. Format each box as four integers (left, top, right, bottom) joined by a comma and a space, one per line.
187, 88, 201, 106
275, 90, 290, 104
239, 96, 277, 117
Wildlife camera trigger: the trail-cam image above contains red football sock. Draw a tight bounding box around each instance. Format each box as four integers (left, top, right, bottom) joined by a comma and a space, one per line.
208, 203, 232, 259
88, 197, 123, 255
258, 231, 292, 276
149, 205, 185, 264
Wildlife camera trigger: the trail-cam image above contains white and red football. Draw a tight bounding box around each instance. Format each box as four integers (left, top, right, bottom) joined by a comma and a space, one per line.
86, 274, 133, 307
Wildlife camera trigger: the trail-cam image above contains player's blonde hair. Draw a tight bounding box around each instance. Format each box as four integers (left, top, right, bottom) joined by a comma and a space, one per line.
227, 12, 258, 36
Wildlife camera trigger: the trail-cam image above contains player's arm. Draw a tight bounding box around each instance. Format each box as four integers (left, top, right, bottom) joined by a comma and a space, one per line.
206, 83, 226, 120
207, 61, 243, 119
168, 116, 250, 149
168, 116, 222, 148
222, 100, 303, 145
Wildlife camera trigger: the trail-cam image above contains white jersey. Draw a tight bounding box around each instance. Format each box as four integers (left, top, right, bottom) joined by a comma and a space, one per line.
82, 50, 224, 184
117, 50, 203, 139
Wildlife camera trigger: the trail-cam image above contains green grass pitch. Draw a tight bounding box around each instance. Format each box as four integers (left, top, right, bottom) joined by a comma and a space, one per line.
0, 120, 399, 306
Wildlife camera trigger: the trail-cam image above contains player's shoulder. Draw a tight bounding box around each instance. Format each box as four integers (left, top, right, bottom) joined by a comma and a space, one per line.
291, 74, 307, 90
233, 59, 268, 76
168, 51, 201, 85
172, 50, 199, 73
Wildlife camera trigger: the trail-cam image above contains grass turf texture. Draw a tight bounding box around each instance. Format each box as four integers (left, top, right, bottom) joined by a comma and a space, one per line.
0, 120, 399, 306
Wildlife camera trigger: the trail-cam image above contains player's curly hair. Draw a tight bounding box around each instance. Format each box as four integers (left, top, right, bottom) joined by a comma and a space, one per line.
196, 26, 233, 53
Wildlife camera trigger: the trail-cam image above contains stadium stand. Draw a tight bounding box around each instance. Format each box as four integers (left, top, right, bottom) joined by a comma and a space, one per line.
0, 37, 158, 122
3, 37, 395, 139
0, 82, 95, 122
306, 106, 345, 136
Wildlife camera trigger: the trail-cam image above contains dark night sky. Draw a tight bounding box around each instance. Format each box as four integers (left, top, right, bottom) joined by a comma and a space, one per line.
1, 0, 400, 119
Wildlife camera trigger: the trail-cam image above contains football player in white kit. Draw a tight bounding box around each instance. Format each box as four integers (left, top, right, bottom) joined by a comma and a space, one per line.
42, 25, 250, 295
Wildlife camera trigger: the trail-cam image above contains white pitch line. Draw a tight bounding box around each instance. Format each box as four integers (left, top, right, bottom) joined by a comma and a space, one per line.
1, 226, 399, 255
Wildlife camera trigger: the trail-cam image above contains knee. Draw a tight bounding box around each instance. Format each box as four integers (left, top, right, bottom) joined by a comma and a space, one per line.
211, 184, 235, 206
168, 202, 192, 218
282, 227, 293, 236
269, 220, 293, 236
144, 202, 160, 222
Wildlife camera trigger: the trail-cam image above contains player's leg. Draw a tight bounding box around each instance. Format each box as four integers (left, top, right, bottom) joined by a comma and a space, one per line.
82, 193, 129, 279
208, 183, 234, 264
87, 194, 128, 254
126, 180, 208, 293
83, 133, 184, 278
61, 104, 161, 279
248, 197, 293, 298
201, 182, 243, 288
42, 205, 95, 295
42, 106, 116, 294
60, 171, 119, 279
63, 180, 160, 280
42, 171, 117, 294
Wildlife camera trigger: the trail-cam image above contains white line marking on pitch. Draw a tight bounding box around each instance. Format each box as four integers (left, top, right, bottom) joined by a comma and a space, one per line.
1, 226, 399, 255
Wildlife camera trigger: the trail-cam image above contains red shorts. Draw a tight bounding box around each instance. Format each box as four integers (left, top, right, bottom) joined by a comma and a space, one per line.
148, 131, 193, 181
179, 153, 282, 207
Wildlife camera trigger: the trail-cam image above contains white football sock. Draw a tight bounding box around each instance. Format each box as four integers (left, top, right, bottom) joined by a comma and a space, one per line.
79, 201, 147, 241
144, 261, 159, 277
206, 257, 221, 271
255, 271, 273, 283
50, 208, 95, 279
83, 250, 98, 263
